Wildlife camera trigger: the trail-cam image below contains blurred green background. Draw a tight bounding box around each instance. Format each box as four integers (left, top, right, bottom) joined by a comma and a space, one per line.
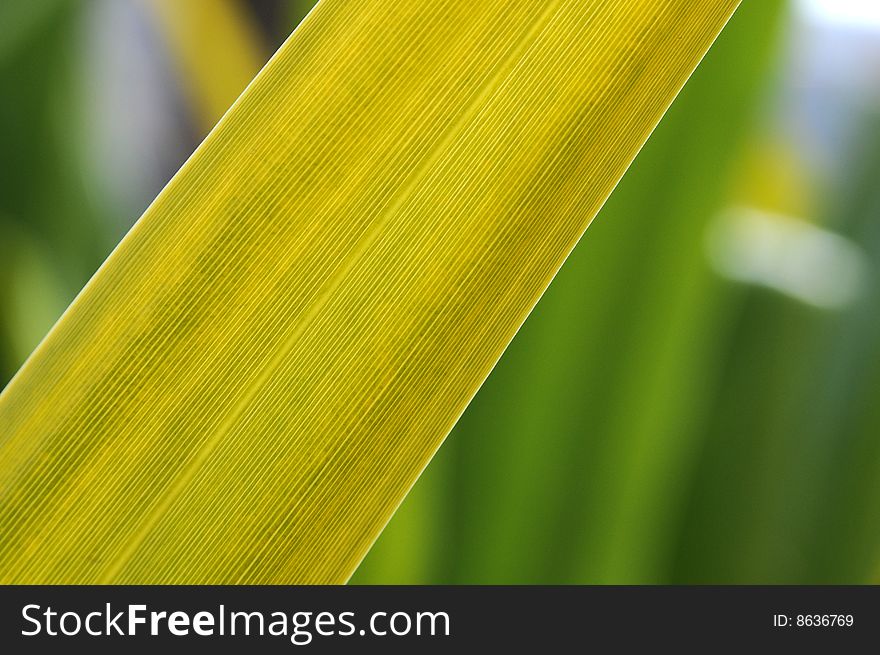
2, 0, 878, 584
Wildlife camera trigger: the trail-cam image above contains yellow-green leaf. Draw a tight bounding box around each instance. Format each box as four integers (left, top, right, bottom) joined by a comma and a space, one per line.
0, 0, 739, 583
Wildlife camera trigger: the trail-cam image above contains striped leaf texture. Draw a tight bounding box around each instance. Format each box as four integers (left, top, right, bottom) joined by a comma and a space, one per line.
0, 0, 739, 583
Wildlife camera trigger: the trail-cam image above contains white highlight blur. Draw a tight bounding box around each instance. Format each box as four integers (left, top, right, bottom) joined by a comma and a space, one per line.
799, 0, 880, 29
707, 208, 868, 310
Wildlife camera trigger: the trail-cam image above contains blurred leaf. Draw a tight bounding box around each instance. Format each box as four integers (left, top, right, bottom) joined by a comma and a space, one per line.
673, 114, 880, 584
0, 0, 64, 64
775, 114, 880, 583
731, 139, 816, 218
1, 224, 67, 364
0, 0, 107, 384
